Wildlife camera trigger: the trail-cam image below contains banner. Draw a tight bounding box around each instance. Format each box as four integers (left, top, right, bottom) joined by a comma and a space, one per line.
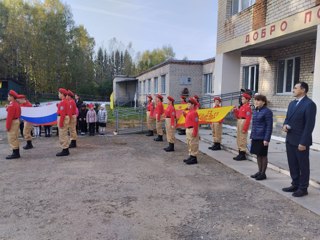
110, 92, 114, 110
21, 103, 57, 125
176, 106, 234, 127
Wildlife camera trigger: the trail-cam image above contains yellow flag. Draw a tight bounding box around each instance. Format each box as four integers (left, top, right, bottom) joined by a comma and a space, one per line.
163, 103, 188, 110
110, 92, 114, 110
176, 106, 234, 127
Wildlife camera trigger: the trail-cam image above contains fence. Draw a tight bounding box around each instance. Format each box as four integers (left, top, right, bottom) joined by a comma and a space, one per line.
114, 107, 146, 135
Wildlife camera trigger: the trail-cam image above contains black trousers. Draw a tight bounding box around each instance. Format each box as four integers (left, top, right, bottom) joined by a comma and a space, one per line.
286, 142, 310, 190
89, 122, 95, 135
79, 120, 87, 133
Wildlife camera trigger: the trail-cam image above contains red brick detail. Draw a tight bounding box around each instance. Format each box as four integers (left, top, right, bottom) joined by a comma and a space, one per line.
252, 0, 267, 30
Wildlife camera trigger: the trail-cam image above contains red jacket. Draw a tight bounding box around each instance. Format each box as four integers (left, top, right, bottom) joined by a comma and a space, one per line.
185, 109, 199, 137
69, 99, 77, 116
21, 100, 32, 107
57, 99, 70, 127
6, 101, 21, 131
155, 102, 164, 121
164, 104, 176, 126
147, 101, 154, 116
233, 102, 252, 132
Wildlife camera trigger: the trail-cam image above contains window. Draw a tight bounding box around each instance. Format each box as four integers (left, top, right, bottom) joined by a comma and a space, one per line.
243, 65, 259, 93
203, 73, 213, 94
161, 75, 166, 94
231, 0, 256, 15
142, 80, 146, 94
147, 79, 151, 94
276, 57, 300, 94
154, 77, 158, 93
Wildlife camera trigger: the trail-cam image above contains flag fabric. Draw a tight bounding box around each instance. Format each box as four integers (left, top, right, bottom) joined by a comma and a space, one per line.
110, 92, 114, 110
21, 103, 57, 125
176, 106, 234, 128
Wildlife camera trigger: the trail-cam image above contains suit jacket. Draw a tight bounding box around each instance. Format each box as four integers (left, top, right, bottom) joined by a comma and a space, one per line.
284, 96, 317, 146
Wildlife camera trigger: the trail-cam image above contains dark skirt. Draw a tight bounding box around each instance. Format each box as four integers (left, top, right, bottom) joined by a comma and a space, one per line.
250, 139, 269, 156
99, 122, 106, 127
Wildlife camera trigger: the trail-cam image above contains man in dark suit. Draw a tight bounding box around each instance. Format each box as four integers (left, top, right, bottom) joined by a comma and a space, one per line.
282, 82, 317, 197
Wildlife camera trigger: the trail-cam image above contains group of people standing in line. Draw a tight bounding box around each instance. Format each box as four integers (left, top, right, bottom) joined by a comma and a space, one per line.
144, 81, 316, 198
4, 81, 316, 197
4, 88, 108, 159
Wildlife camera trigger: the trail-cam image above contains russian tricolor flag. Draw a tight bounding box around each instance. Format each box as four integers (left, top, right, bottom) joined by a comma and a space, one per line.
21, 103, 57, 125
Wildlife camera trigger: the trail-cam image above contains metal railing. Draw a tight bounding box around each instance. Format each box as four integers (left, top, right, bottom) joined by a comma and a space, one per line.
114, 107, 146, 134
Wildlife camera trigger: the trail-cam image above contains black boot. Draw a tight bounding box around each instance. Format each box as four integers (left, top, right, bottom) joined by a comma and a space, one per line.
6, 149, 20, 160
185, 155, 198, 165
208, 143, 215, 150
146, 130, 154, 136
69, 140, 77, 148
164, 143, 174, 152
56, 148, 70, 157
23, 140, 33, 150
233, 151, 247, 161
154, 135, 163, 141
233, 150, 241, 160
183, 155, 192, 163
212, 143, 221, 151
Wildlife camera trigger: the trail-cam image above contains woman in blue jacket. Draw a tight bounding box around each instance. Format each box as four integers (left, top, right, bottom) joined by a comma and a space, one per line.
250, 94, 273, 180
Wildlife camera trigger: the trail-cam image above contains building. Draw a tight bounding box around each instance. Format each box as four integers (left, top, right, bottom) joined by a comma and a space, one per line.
113, 75, 137, 106
136, 58, 215, 105
215, 0, 320, 148
0, 78, 23, 101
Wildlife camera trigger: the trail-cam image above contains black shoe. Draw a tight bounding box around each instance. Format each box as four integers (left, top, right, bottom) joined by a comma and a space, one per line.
56, 148, 70, 157
164, 143, 174, 152
233, 153, 247, 161
6, 149, 21, 159
250, 172, 261, 178
23, 140, 33, 150
185, 156, 198, 165
154, 135, 163, 142
183, 156, 192, 163
146, 130, 154, 136
282, 185, 298, 192
256, 173, 267, 180
292, 189, 308, 197
208, 145, 215, 150
212, 143, 221, 151
69, 140, 77, 148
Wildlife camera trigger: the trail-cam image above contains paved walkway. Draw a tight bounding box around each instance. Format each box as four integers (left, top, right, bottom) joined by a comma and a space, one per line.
176, 125, 320, 216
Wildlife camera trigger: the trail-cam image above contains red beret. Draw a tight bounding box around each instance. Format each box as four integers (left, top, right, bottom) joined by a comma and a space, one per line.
59, 88, 68, 95
8, 90, 18, 98
167, 96, 175, 102
67, 90, 74, 97
194, 95, 199, 99
88, 103, 94, 108
188, 97, 197, 105
242, 93, 251, 100
213, 97, 221, 102
156, 94, 163, 100
17, 94, 26, 99
147, 95, 153, 100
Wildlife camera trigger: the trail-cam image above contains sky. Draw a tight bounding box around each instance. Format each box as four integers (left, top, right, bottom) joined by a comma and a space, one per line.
62, 0, 218, 61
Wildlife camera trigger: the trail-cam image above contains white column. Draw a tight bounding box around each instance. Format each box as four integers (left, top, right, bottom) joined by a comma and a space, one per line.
311, 25, 320, 149
213, 52, 241, 95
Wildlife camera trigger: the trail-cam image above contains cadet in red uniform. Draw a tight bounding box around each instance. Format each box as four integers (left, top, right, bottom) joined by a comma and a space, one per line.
209, 97, 223, 151
163, 96, 176, 152
154, 94, 164, 142
67, 90, 77, 148
194, 95, 201, 110
17, 94, 34, 150
233, 93, 252, 160
146, 95, 155, 136
5, 90, 21, 159
183, 97, 199, 165
56, 88, 71, 156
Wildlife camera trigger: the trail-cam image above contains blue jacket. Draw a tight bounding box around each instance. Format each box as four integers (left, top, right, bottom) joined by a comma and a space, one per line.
250, 106, 273, 142
284, 96, 317, 146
